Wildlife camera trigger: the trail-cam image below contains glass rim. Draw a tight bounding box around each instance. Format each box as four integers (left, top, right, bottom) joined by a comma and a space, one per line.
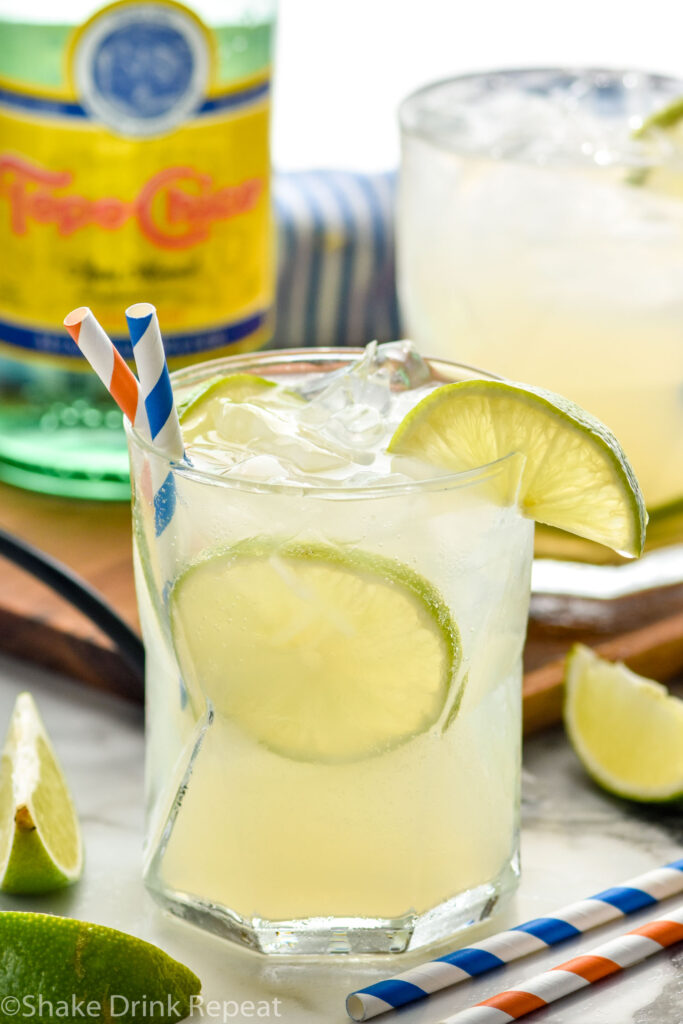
398, 65, 683, 157
125, 347, 526, 500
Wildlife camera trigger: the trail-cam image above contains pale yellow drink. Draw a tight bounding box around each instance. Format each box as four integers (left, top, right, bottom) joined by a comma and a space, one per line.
131, 346, 533, 954
148, 665, 520, 923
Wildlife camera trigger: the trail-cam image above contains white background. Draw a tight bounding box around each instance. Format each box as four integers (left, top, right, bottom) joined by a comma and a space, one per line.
273, 0, 682, 171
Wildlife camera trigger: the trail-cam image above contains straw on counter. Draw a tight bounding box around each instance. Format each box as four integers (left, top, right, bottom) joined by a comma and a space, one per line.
63, 307, 149, 437
346, 858, 683, 1021
438, 903, 683, 1023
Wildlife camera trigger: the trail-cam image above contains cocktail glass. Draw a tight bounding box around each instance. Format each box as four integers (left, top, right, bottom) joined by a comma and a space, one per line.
398, 68, 683, 587
127, 348, 533, 955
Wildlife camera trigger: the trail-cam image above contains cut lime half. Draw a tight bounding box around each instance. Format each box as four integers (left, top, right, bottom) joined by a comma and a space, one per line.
564, 644, 683, 802
0, 911, 200, 1023
388, 379, 646, 557
171, 541, 461, 763
0, 693, 83, 894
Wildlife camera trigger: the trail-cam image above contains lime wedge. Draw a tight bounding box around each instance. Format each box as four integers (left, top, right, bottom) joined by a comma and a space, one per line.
631, 97, 683, 197
0, 911, 200, 1022
564, 644, 683, 802
388, 379, 646, 556
0, 693, 83, 894
171, 541, 461, 763
635, 96, 683, 137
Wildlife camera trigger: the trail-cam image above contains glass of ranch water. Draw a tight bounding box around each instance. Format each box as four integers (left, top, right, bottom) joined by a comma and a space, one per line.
128, 344, 534, 955
398, 68, 683, 589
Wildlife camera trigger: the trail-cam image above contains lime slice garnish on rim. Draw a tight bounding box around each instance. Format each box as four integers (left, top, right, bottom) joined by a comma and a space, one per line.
0, 911, 200, 1020
564, 644, 683, 802
388, 379, 647, 557
170, 541, 461, 763
0, 693, 82, 894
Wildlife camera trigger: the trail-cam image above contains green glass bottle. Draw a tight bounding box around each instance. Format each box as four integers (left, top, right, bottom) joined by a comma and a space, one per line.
0, 0, 276, 498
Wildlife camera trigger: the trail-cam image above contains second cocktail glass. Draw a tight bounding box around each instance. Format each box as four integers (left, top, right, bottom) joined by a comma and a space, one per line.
398, 68, 683, 569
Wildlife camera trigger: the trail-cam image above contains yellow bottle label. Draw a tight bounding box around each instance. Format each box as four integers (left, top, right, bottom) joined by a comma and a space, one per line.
0, 0, 274, 368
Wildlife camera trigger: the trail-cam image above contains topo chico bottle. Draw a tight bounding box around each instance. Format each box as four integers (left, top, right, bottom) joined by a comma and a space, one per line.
0, 0, 276, 498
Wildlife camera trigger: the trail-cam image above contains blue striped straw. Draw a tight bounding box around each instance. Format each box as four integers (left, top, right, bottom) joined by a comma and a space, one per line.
126, 302, 185, 536
346, 858, 683, 1021
438, 903, 683, 1024
125, 302, 184, 458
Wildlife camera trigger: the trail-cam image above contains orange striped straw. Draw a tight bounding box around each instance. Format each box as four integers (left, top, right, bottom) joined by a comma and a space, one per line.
438, 904, 683, 1023
63, 307, 149, 437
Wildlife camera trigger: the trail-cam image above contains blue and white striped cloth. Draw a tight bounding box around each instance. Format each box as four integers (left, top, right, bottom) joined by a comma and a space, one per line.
273, 170, 401, 349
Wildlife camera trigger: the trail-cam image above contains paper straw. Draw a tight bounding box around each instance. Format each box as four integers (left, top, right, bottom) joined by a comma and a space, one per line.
63, 307, 149, 436
63, 306, 175, 537
125, 302, 185, 538
438, 904, 683, 1023
125, 302, 184, 460
346, 858, 683, 1021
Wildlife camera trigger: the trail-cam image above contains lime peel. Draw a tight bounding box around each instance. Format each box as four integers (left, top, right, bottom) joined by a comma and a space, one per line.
564, 644, 683, 803
0, 911, 200, 1024
388, 378, 647, 557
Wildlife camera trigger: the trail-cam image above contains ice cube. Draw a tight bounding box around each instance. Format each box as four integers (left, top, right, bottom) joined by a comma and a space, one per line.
297, 343, 385, 411
296, 340, 431, 452
371, 340, 433, 390
183, 342, 442, 489
225, 454, 291, 483
188, 401, 354, 478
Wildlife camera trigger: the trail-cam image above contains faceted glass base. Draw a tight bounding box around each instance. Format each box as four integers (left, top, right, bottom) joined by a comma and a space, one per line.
145, 854, 520, 956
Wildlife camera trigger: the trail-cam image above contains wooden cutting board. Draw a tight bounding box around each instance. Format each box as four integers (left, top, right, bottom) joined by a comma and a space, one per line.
1, 481, 682, 731
0, 483, 138, 700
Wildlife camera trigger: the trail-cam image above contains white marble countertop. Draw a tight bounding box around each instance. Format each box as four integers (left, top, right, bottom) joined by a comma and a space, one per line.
0, 652, 681, 1024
